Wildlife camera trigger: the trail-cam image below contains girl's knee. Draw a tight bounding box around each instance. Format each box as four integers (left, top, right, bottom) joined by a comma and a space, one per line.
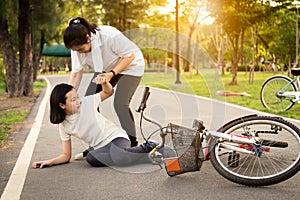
86, 153, 106, 167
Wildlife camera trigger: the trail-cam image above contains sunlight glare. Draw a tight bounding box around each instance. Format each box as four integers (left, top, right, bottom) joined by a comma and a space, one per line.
157, 0, 214, 25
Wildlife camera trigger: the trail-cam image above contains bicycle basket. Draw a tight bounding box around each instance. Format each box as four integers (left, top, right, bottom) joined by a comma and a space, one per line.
163, 123, 203, 176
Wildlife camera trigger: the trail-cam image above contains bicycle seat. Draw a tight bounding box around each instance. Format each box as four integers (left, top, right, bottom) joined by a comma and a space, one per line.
291, 68, 300, 76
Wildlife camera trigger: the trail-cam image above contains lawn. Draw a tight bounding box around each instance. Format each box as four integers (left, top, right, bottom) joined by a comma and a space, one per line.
0, 79, 47, 146
141, 69, 300, 120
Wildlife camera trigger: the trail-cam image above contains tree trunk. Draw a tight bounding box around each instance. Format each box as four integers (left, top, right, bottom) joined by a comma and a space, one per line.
19, 0, 33, 96
0, 17, 21, 97
33, 30, 45, 81
231, 57, 238, 85
184, 28, 195, 73
174, 0, 181, 84
230, 35, 239, 85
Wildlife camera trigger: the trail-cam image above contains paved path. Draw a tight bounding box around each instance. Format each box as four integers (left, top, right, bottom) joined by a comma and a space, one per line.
1, 74, 300, 200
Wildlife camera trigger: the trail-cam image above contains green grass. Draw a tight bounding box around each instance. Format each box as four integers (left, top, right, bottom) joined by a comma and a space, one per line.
0, 78, 47, 94
0, 110, 29, 124
0, 79, 46, 146
0, 81, 6, 94
0, 110, 28, 146
33, 79, 47, 92
141, 70, 300, 120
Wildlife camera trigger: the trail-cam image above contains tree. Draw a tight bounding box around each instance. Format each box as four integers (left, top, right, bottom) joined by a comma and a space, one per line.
95, 0, 156, 31
210, 24, 226, 75
30, 0, 68, 80
0, 0, 20, 97
207, 0, 276, 85
267, 7, 296, 73
19, 0, 33, 96
0, 0, 32, 97
0, 0, 68, 97
180, 0, 205, 73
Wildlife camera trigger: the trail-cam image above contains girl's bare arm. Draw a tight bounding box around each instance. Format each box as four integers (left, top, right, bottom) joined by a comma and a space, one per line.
32, 140, 72, 168
92, 75, 113, 101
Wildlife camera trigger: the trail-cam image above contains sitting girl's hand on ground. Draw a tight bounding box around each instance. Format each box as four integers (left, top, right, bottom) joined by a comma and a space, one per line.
32, 161, 51, 169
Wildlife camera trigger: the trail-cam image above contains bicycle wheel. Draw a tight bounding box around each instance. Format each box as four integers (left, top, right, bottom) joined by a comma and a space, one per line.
210, 115, 300, 187
260, 75, 297, 112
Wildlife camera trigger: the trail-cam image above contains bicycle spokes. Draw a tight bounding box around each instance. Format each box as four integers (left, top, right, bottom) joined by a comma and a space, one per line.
210, 116, 300, 186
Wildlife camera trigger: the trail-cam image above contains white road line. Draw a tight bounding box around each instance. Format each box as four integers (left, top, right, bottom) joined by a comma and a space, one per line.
0, 76, 51, 200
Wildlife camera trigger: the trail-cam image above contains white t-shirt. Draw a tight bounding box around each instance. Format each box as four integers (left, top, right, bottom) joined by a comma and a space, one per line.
71, 25, 145, 76
59, 94, 129, 149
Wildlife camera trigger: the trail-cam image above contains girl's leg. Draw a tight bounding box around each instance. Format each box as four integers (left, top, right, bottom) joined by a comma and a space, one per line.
86, 138, 157, 167
109, 138, 155, 166
113, 75, 141, 147
86, 144, 114, 167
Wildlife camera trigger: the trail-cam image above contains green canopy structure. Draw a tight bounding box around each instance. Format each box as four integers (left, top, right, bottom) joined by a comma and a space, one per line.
42, 44, 71, 57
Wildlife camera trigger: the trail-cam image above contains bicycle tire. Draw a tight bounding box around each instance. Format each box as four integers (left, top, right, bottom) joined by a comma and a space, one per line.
260, 75, 297, 112
210, 115, 300, 187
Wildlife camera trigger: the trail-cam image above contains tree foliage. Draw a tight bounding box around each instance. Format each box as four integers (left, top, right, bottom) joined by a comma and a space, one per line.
95, 0, 152, 31
1, 0, 300, 96
0, 0, 67, 97
207, 0, 292, 85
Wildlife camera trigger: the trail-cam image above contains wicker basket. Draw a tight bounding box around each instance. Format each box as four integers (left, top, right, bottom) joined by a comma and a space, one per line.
163, 123, 203, 176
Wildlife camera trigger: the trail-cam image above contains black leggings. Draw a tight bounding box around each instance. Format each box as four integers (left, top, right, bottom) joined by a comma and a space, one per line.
86, 138, 150, 167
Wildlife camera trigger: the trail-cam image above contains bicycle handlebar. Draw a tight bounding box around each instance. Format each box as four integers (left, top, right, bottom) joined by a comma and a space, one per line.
136, 86, 150, 112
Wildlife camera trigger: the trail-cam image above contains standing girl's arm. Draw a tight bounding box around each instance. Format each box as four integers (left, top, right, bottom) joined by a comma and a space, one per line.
112, 53, 135, 75
105, 53, 135, 82
32, 140, 72, 168
69, 69, 83, 90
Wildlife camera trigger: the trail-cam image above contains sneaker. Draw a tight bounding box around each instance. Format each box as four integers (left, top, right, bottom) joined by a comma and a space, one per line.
74, 147, 94, 160
74, 153, 84, 160
140, 140, 159, 152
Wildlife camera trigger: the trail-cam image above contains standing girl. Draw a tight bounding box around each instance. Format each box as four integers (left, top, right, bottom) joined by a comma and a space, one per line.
63, 17, 145, 147
32, 75, 156, 168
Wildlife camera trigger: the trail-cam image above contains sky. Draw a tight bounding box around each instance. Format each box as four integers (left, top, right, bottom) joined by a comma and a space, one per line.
157, 0, 184, 14
157, 0, 214, 24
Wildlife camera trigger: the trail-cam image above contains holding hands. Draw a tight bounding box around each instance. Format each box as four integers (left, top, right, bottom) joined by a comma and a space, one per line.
93, 73, 114, 101
92, 74, 108, 85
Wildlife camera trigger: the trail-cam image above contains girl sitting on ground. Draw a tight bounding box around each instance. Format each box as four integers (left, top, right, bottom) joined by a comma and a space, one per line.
32, 74, 157, 168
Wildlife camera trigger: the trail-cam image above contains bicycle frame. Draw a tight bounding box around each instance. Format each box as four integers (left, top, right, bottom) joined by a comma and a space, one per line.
148, 120, 260, 164
206, 131, 257, 155
276, 76, 300, 104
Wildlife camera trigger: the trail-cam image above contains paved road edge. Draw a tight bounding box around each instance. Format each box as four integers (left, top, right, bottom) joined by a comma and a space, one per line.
0, 76, 51, 200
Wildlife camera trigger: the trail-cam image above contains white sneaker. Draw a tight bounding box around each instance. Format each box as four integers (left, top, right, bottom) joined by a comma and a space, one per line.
74, 153, 84, 160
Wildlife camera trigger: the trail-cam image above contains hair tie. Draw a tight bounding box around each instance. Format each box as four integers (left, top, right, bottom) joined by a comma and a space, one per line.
73, 19, 80, 24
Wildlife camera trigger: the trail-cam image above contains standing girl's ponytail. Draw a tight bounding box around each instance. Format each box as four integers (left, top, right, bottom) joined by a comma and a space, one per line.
63, 17, 98, 49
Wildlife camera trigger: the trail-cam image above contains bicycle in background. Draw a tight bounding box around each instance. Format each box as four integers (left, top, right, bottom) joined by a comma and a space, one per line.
260, 68, 300, 112
137, 87, 300, 187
